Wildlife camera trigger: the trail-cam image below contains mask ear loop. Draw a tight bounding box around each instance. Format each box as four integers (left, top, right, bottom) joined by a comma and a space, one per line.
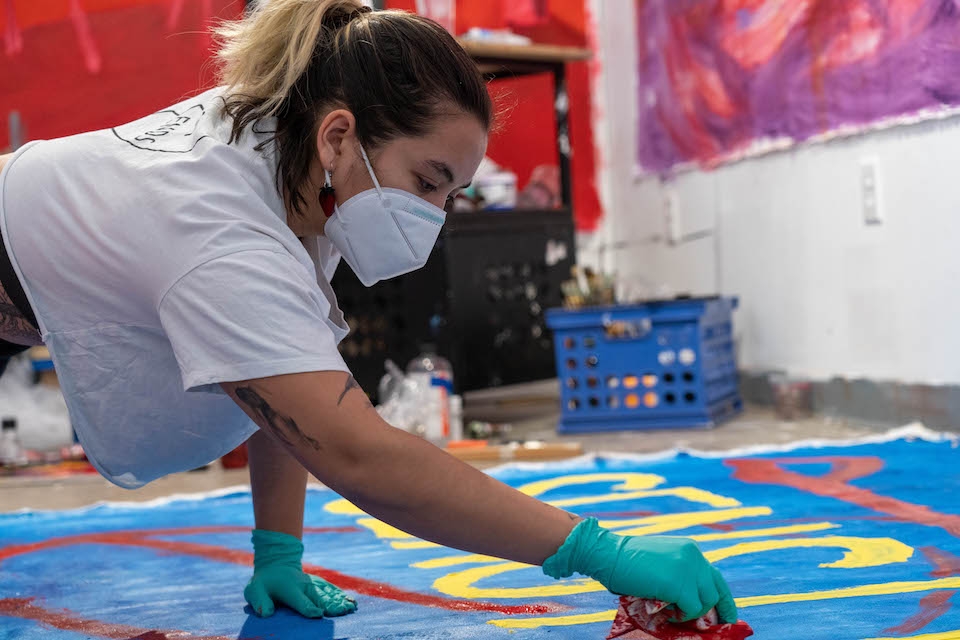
358, 144, 385, 199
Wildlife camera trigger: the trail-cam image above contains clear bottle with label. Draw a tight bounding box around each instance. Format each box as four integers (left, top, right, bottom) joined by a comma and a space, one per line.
448, 394, 464, 442
0, 418, 26, 466
407, 344, 454, 442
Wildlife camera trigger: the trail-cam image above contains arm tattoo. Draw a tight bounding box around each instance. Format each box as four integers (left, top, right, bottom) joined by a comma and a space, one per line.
0, 288, 41, 346
234, 386, 323, 451
337, 375, 373, 409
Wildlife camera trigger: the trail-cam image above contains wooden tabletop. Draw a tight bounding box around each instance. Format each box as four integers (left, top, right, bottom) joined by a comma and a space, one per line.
459, 40, 592, 65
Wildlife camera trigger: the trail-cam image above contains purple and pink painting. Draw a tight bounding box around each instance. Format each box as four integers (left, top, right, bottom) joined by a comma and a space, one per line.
635, 0, 960, 174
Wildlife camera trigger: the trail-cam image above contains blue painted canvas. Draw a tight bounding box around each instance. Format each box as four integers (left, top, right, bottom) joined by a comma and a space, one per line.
1, 427, 959, 639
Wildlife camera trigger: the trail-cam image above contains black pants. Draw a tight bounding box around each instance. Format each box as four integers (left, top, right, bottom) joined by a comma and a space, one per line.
0, 223, 39, 376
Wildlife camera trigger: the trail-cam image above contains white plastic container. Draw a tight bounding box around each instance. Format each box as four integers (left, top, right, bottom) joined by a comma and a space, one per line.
476, 172, 518, 210
415, 0, 456, 34
0, 418, 27, 466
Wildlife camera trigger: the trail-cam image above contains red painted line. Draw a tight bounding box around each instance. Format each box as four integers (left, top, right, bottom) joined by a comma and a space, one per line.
726, 456, 960, 538
884, 546, 960, 634
68, 0, 101, 74
883, 591, 955, 635
703, 523, 736, 532
921, 546, 960, 578
0, 597, 233, 640
0, 528, 562, 616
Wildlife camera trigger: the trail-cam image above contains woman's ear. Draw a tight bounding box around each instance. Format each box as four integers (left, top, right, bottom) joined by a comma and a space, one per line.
316, 109, 357, 172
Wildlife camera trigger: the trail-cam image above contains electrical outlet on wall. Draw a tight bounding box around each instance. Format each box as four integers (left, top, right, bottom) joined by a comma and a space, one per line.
663, 186, 682, 244
860, 157, 882, 226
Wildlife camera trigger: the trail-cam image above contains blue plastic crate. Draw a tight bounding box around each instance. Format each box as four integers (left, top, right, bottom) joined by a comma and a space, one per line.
545, 297, 742, 433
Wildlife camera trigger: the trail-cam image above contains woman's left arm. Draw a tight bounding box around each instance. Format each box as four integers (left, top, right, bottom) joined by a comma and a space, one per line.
244, 429, 357, 618
248, 428, 307, 538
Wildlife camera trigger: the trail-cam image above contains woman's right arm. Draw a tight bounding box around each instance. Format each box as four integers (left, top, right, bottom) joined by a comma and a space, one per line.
223, 371, 579, 565
222, 370, 737, 621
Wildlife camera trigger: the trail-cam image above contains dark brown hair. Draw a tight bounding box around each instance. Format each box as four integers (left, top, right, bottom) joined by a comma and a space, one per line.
215, 0, 493, 215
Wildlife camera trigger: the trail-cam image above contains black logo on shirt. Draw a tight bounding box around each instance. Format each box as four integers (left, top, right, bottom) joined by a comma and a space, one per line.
111, 104, 208, 153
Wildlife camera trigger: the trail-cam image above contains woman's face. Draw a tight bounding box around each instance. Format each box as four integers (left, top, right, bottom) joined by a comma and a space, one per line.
318, 109, 488, 212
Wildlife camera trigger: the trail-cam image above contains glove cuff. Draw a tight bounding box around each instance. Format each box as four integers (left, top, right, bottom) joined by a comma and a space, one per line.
542, 517, 600, 579
251, 528, 304, 571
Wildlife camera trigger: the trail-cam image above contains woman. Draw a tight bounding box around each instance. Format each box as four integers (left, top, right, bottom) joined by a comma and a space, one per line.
0, 0, 737, 624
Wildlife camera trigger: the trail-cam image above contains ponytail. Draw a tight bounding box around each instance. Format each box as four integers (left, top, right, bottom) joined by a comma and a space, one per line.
214, 0, 369, 121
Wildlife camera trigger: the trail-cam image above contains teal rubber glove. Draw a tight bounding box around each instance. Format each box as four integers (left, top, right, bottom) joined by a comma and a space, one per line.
245, 529, 358, 618
543, 517, 737, 623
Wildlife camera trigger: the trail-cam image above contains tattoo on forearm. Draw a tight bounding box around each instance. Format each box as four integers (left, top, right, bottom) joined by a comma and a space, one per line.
337, 375, 373, 409
234, 386, 323, 451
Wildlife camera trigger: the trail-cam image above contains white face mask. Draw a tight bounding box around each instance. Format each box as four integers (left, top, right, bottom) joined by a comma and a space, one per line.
324, 145, 447, 287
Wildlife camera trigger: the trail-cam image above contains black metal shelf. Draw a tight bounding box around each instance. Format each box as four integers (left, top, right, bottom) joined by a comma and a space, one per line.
446, 207, 573, 233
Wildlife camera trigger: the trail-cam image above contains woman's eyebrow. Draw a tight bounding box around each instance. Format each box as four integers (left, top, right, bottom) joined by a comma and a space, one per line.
425, 159, 454, 184
425, 160, 472, 189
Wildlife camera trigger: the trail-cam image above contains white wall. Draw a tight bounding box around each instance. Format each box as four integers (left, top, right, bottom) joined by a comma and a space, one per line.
589, 0, 960, 386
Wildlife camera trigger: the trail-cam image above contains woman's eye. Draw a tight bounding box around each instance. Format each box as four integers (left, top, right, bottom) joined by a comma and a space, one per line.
418, 178, 437, 193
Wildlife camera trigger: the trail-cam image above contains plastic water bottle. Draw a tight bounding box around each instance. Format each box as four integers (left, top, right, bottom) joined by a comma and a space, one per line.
407, 345, 454, 442
0, 417, 26, 466
407, 344, 453, 390
448, 394, 464, 442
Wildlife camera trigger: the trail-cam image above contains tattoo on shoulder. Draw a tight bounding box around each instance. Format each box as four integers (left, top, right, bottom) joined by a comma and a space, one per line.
337, 375, 373, 409
234, 386, 323, 451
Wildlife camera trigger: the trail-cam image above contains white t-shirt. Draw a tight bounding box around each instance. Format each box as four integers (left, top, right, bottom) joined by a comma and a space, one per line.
0, 88, 351, 488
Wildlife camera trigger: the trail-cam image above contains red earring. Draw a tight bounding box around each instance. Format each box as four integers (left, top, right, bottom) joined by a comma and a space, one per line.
319, 169, 336, 218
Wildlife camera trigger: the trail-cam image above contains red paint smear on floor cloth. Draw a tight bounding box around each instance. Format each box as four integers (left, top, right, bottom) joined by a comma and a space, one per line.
882, 591, 956, 636
726, 456, 960, 537
0, 597, 234, 640
0, 527, 561, 616
882, 546, 960, 635
920, 546, 960, 578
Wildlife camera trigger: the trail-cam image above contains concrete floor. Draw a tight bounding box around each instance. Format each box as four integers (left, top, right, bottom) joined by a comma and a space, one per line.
0, 406, 911, 513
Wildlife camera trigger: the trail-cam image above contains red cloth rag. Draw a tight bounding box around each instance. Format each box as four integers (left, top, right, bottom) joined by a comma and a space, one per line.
607, 596, 754, 640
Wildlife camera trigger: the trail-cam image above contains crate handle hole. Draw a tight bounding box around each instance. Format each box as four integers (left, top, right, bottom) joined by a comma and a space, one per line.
563, 337, 577, 350
665, 392, 677, 404
606, 376, 620, 389
588, 397, 600, 408
566, 378, 579, 390
586, 355, 599, 368
663, 372, 676, 383
566, 358, 578, 370
642, 374, 659, 388
625, 394, 641, 409
623, 375, 639, 389
583, 336, 597, 348
684, 392, 697, 403
568, 398, 581, 410
607, 396, 620, 408
683, 372, 695, 383
587, 377, 599, 389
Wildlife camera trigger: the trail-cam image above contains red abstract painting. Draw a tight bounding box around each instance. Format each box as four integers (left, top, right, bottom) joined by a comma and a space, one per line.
636, 0, 960, 174
0, 0, 245, 151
